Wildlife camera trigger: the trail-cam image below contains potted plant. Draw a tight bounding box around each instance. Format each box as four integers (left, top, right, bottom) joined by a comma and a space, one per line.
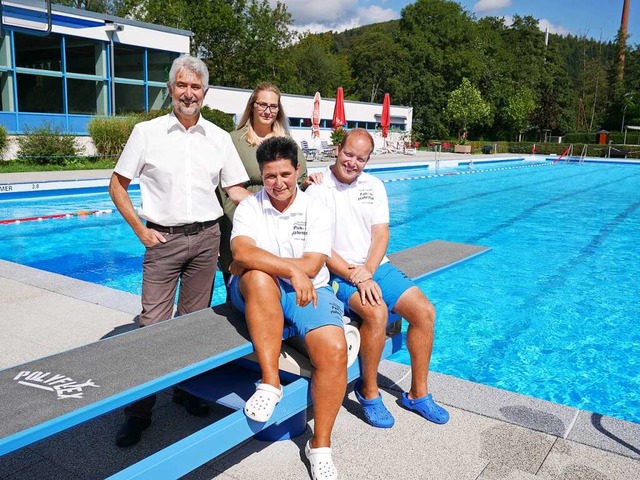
330, 127, 346, 146
454, 136, 471, 154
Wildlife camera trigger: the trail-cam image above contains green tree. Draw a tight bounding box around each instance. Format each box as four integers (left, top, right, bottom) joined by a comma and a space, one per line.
57, 0, 116, 14
445, 78, 490, 139
503, 88, 536, 141
346, 27, 407, 103
282, 33, 352, 97
397, 0, 484, 138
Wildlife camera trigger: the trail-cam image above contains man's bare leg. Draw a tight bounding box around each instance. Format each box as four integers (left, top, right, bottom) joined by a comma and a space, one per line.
393, 286, 435, 399
348, 296, 388, 399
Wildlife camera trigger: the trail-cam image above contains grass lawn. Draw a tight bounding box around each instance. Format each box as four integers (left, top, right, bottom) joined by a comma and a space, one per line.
0, 158, 116, 173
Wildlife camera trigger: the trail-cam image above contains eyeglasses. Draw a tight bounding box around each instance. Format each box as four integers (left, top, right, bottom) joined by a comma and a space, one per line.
254, 101, 279, 113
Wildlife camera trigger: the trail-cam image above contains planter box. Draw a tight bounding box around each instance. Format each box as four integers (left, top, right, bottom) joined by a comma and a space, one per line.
454, 144, 471, 154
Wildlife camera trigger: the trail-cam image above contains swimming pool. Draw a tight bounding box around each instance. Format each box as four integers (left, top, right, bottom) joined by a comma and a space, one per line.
1, 160, 639, 423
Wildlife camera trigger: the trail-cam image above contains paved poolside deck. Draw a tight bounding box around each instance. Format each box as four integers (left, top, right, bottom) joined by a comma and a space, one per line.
1, 155, 640, 479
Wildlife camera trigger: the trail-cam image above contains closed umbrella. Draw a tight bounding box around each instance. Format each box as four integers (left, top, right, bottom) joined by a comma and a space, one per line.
312, 92, 321, 139
332, 87, 346, 130
381, 93, 391, 138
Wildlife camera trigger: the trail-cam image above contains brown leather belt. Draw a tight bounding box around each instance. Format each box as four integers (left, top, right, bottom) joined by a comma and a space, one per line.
146, 219, 218, 236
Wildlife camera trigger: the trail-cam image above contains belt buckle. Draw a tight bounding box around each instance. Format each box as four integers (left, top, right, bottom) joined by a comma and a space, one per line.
183, 223, 200, 236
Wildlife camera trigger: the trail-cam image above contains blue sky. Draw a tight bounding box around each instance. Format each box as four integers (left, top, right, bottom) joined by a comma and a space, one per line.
280, 0, 638, 45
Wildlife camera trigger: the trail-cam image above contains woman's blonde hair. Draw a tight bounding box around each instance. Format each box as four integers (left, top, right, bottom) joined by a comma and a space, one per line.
236, 83, 290, 145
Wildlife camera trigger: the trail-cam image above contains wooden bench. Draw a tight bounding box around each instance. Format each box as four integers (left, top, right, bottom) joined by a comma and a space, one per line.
0, 240, 489, 479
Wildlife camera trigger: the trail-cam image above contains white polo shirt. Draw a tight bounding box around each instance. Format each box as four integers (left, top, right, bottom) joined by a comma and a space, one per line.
306, 168, 390, 266
114, 112, 249, 226
231, 188, 332, 288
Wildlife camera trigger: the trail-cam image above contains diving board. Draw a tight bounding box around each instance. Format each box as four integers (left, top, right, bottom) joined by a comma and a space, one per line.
388, 240, 489, 281
0, 239, 489, 477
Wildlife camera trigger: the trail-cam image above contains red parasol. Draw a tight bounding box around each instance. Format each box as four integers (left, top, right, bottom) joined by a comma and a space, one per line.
332, 87, 346, 129
381, 93, 391, 138
312, 92, 321, 138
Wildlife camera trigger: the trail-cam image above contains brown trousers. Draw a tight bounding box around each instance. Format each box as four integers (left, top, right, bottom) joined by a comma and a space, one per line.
125, 223, 220, 419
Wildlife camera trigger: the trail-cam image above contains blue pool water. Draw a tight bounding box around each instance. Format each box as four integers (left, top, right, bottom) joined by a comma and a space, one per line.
2, 160, 639, 423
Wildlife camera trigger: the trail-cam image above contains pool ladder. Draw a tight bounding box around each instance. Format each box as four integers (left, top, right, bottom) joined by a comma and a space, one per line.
564, 144, 587, 164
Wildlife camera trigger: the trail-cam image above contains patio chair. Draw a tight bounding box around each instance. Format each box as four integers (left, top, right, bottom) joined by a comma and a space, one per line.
300, 140, 319, 161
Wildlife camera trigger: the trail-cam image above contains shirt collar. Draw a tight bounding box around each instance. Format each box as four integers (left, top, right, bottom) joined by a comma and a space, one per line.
167, 111, 206, 134
327, 165, 364, 189
259, 187, 306, 215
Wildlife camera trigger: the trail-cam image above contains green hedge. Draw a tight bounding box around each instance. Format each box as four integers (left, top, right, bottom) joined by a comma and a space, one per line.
88, 107, 235, 158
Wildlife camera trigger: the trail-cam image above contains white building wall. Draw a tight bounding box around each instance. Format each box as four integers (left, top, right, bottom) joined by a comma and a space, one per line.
205, 86, 413, 150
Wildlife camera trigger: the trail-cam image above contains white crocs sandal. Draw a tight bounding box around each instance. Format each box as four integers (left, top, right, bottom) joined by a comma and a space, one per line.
243, 382, 283, 423
305, 440, 338, 480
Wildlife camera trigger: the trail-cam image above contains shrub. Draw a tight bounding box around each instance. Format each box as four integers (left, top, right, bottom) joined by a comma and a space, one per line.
200, 106, 234, 132
88, 116, 138, 158
0, 124, 7, 159
17, 124, 82, 165
135, 106, 235, 132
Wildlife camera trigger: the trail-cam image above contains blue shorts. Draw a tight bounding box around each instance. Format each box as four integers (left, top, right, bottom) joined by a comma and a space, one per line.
330, 262, 415, 315
229, 275, 344, 338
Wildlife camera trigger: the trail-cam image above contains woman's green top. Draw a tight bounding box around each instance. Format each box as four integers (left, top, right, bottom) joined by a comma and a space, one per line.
217, 127, 308, 273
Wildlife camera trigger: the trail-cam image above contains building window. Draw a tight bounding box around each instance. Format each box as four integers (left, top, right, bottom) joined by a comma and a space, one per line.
148, 85, 170, 110
66, 37, 103, 76
17, 73, 63, 113
115, 83, 144, 113
0, 71, 13, 111
0, 33, 11, 68
148, 49, 176, 82
114, 45, 144, 80
68, 78, 107, 114
14, 32, 61, 71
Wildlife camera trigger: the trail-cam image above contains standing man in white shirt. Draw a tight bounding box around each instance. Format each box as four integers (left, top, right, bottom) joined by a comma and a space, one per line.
108, 55, 250, 447
305, 129, 449, 429
229, 136, 345, 480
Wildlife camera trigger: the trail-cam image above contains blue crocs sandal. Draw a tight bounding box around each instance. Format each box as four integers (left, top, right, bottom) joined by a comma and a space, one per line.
401, 392, 449, 424
353, 380, 395, 428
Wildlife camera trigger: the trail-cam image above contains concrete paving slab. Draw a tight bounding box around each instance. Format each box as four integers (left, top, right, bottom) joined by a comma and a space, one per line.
539, 438, 640, 479
401, 368, 577, 438
567, 411, 640, 459
0, 332, 61, 370
478, 463, 541, 479
0, 260, 140, 316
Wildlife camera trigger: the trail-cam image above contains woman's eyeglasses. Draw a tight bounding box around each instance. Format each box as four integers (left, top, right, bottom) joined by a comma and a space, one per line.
254, 101, 279, 113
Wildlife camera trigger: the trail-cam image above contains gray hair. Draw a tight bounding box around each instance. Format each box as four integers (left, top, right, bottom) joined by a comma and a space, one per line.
168, 55, 209, 89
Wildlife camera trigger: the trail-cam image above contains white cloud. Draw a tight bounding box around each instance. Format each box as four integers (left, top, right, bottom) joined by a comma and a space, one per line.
277, 0, 398, 34
537, 18, 571, 36
502, 15, 571, 36
473, 0, 512, 14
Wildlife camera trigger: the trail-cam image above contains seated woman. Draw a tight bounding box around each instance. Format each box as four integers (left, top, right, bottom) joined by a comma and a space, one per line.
229, 136, 345, 480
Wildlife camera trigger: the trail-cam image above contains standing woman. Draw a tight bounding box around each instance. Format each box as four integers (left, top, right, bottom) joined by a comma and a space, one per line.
218, 83, 308, 286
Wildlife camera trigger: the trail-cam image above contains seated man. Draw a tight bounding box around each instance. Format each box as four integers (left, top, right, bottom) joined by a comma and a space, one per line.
229, 136, 346, 479
305, 128, 449, 429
